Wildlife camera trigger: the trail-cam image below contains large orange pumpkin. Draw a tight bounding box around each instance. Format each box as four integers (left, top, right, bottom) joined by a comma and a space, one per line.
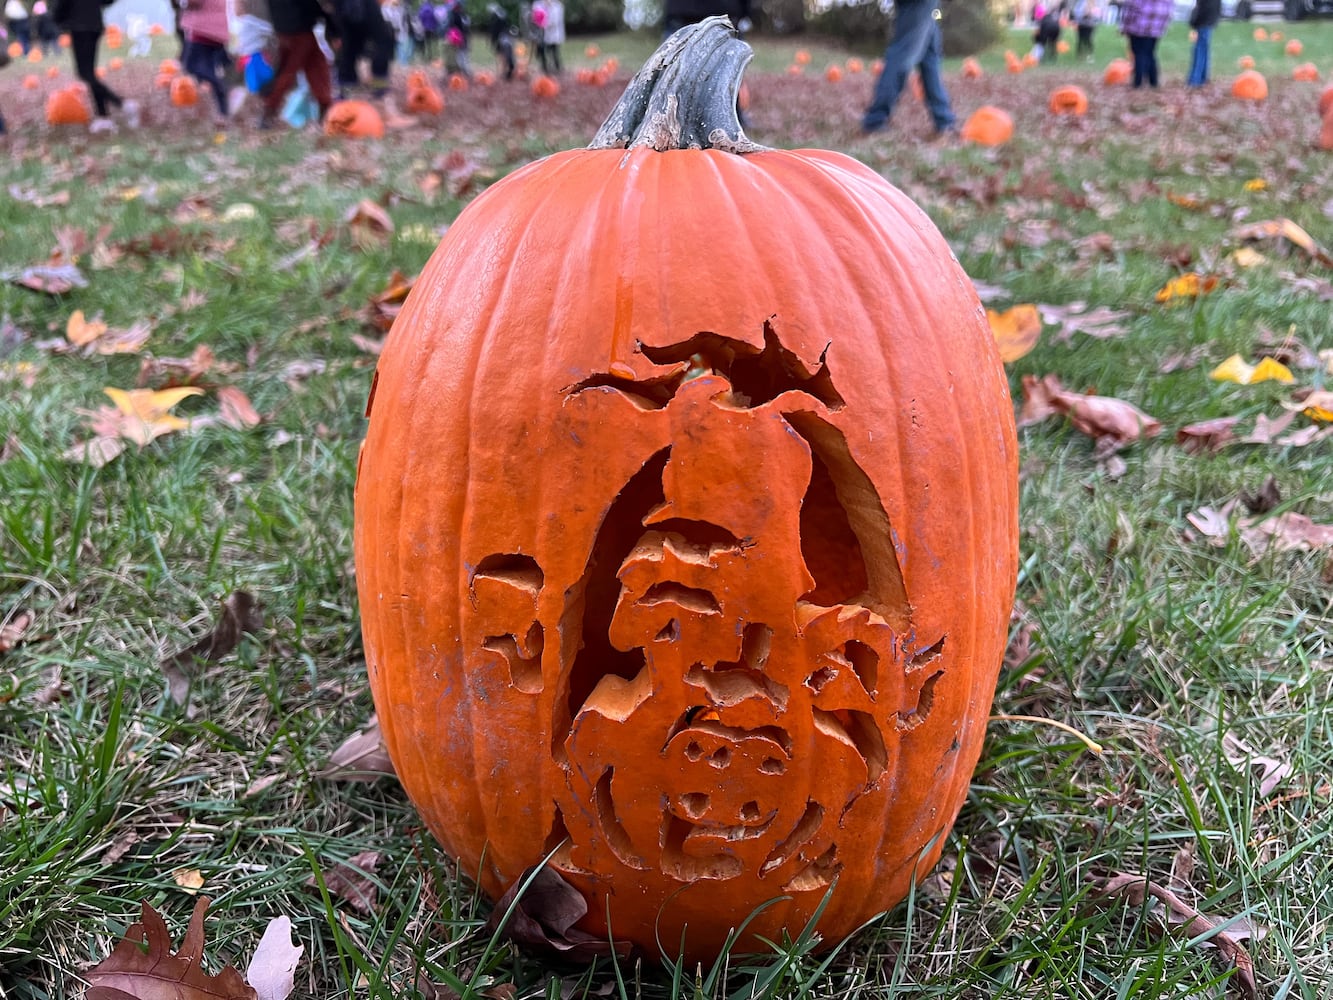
170, 74, 199, 107
1103, 58, 1132, 84
46, 85, 90, 125
354, 18, 1018, 961
1049, 84, 1089, 116
324, 99, 385, 138
961, 105, 1014, 145
1232, 69, 1268, 101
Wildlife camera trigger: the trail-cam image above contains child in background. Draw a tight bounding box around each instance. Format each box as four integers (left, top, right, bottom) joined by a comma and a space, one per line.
179, 0, 235, 124
485, 1, 513, 80
531, 0, 561, 74
382, 0, 412, 67
442, 0, 470, 80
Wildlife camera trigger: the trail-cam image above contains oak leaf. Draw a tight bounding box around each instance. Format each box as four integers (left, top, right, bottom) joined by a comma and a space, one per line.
84, 896, 256, 1000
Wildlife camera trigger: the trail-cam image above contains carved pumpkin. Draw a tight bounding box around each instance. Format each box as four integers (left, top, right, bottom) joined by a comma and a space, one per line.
1292, 63, 1319, 82
531, 74, 560, 98
170, 75, 199, 107
1232, 69, 1268, 101
961, 105, 1014, 146
961, 56, 983, 79
405, 70, 445, 115
354, 19, 1018, 961
1049, 85, 1088, 116
1285, 39, 1302, 56
324, 99, 385, 138
1104, 58, 1131, 84
46, 85, 90, 125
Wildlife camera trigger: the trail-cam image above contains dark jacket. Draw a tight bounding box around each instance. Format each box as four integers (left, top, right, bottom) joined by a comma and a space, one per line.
267, 0, 333, 35
51, 0, 107, 34
1189, 0, 1220, 27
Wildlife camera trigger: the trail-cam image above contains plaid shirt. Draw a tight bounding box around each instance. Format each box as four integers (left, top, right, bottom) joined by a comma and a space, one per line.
1120, 0, 1172, 36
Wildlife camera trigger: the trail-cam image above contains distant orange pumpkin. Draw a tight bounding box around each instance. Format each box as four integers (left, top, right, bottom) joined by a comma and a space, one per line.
325, 99, 385, 138
1049, 84, 1089, 115
1292, 62, 1319, 82
961, 56, 983, 79
448, 72, 468, 91
1253, 27, 1267, 39
475, 69, 495, 85
793, 49, 810, 64
531, 74, 560, 98
46, 85, 91, 125
109, 57, 124, 70
1104, 58, 1131, 84
846, 57, 863, 73
405, 69, 445, 115
825, 64, 842, 82
1284, 39, 1302, 56
26, 47, 43, 61
170, 75, 199, 106
961, 105, 1014, 146
1238, 54, 1255, 69
22, 73, 40, 89
46, 65, 59, 78
584, 43, 599, 57
1318, 83, 1333, 118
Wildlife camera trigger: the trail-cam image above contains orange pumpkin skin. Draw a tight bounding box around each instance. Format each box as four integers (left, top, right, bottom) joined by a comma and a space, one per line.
531, 74, 560, 97
46, 86, 90, 125
825, 64, 842, 82
1320, 109, 1333, 151
355, 19, 1017, 963
169, 75, 199, 107
961, 56, 983, 79
1292, 62, 1319, 82
22, 73, 40, 89
405, 70, 445, 114
1232, 69, 1268, 101
1319, 83, 1333, 118
1285, 39, 1302, 56
1104, 58, 1131, 84
324, 99, 385, 138
1238, 54, 1255, 69
961, 105, 1014, 145
1049, 84, 1088, 116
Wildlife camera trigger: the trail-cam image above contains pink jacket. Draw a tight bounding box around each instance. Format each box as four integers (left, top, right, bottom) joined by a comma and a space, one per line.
180, 0, 230, 45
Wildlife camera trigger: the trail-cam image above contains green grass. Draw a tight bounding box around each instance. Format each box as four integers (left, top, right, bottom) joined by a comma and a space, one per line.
2, 18, 1333, 1000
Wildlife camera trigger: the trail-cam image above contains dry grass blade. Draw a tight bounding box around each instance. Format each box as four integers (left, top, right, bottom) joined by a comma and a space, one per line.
1086, 872, 1259, 1000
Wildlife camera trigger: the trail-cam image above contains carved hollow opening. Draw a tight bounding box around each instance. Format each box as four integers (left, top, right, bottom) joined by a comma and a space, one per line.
661, 815, 745, 881
481, 622, 544, 694
594, 768, 646, 869
471, 553, 544, 594
760, 800, 823, 876
782, 843, 842, 893
895, 668, 944, 733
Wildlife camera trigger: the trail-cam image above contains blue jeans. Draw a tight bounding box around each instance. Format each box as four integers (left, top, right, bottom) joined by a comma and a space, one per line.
1128, 33, 1159, 87
862, 1, 955, 133
1186, 25, 1211, 86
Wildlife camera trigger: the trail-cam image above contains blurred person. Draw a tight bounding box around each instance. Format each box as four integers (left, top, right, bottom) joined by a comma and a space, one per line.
442, 0, 470, 78
861, 0, 956, 139
1119, 0, 1170, 87
5, 0, 30, 52
260, 0, 338, 127
52, 0, 140, 131
532, 0, 561, 73
1185, 0, 1218, 86
180, 0, 236, 123
334, 0, 394, 97
485, 1, 514, 79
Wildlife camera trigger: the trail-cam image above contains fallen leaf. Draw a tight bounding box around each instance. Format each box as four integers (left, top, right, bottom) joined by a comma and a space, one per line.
85, 897, 256, 1000
1222, 732, 1294, 799
101, 829, 141, 865
2, 262, 89, 295
345, 199, 394, 248
66, 310, 109, 346
160, 592, 263, 706
1018, 375, 1161, 449
245, 916, 302, 1000
1086, 872, 1257, 1000
100, 386, 205, 446
1286, 389, 1333, 422
1229, 247, 1266, 268
173, 868, 207, 893
310, 851, 381, 914
987, 304, 1042, 362
1155, 273, 1219, 303
1040, 302, 1132, 342
487, 866, 631, 961
62, 436, 128, 468
321, 717, 397, 781
1176, 416, 1240, 454
1230, 217, 1333, 267
0, 609, 34, 654
1017, 373, 1064, 427
1209, 354, 1294, 385
216, 387, 262, 429
1240, 511, 1333, 552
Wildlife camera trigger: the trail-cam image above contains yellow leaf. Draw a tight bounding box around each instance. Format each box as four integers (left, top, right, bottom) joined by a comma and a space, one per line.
1294, 390, 1333, 422
172, 868, 206, 893
1243, 178, 1268, 192
987, 304, 1042, 363
1156, 273, 1218, 303
1229, 247, 1266, 268
66, 310, 108, 347
1210, 354, 1254, 384
1167, 192, 1204, 210
104, 386, 204, 421
1248, 357, 1294, 384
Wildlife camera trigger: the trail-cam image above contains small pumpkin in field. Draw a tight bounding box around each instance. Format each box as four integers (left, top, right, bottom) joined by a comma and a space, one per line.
1270, 30, 1283, 40
961, 56, 983, 79
448, 72, 468, 91
104, 24, 123, 49
961, 105, 1014, 145
354, 17, 1017, 964
793, 48, 810, 64
1320, 111, 1333, 151
1049, 84, 1088, 116
846, 57, 863, 73
1292, 62, 1319, 82
1320, 83, 1333, 118
46, 65, 59, 78
1238, 54, 1255, 69
825, 64, 842, 82
46, 85, 91, 125
109, 56, 124, 70
530, 73, 560, 97
910, 74, 924, 100
169, 74, 199, 107
1056, 39, 1070, 53
27, 47, 43, 62
1253, 26, 1268, 39
324, 99, 385, 138
1022, 51, 1039, 67
584, 43, 599, 57
475, 69, 495, 85
58, 33, 70, 47
6, 42, 21, 59
149, 22, 165, 34
786, 63, 803, 75
1232, 69, 1268, 101
22, 73, 40, 89
576, 67, 594, 84
405, 69, 445, 115
1284, 39, 1302, 56
1104, 58, 1131, 84
1005, 50, 1023, 73
159, 58, 181, 76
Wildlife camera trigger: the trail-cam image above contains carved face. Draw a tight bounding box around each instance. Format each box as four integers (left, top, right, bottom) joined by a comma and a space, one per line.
463, 329, 945, 895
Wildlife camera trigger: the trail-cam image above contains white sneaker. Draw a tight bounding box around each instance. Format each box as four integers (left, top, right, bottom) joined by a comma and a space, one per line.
226, 88, 247, 118
122, 99, 140, 129
89, 117, 117, 134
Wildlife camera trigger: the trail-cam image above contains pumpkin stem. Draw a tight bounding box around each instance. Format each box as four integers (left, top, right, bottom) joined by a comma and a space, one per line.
589, 16, 763, 153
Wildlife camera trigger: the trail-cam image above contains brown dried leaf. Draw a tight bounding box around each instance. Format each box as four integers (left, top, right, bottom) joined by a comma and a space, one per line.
84, 896, 257, 1000
1017, 374, 1064, 427
321, 717, 397, 781
1086, 872, 1257, 1000
0, 609, 34, 654
1040, 302, 1133, 343
160, 592, 263, 705
216, 387, 262, 430
1021, 375, 1161, 448
345, 199, 394, 248
310, 851, 381, 914
1230, 217, 1333, 267
487, 866, 631, 961
3, 261, 89, 295
1176, 417, 1240, 455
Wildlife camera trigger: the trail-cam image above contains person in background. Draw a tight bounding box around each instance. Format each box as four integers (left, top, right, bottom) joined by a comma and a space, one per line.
32, 0, 58, 46
382, 0, 413, 67
334, 0, 394, 98
233, 0, 275, 115
532, 0, 561, 73
1033, 2, 1061, 62
1185, 0, 1218, 87
52, 0, 140, 132
1072, 0, 1097, 57
442, 0, 470, 79
485, 1, 514, 79
5, 0, 30, 52
261, 0, 337, 127
0, 42, 10, 136
180, 0, 236, 124
861, 0, 956, 139
1119, 0, 1170, 87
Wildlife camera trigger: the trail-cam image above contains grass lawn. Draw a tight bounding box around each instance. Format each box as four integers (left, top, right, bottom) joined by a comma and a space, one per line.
1, 15, 1332, 1000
